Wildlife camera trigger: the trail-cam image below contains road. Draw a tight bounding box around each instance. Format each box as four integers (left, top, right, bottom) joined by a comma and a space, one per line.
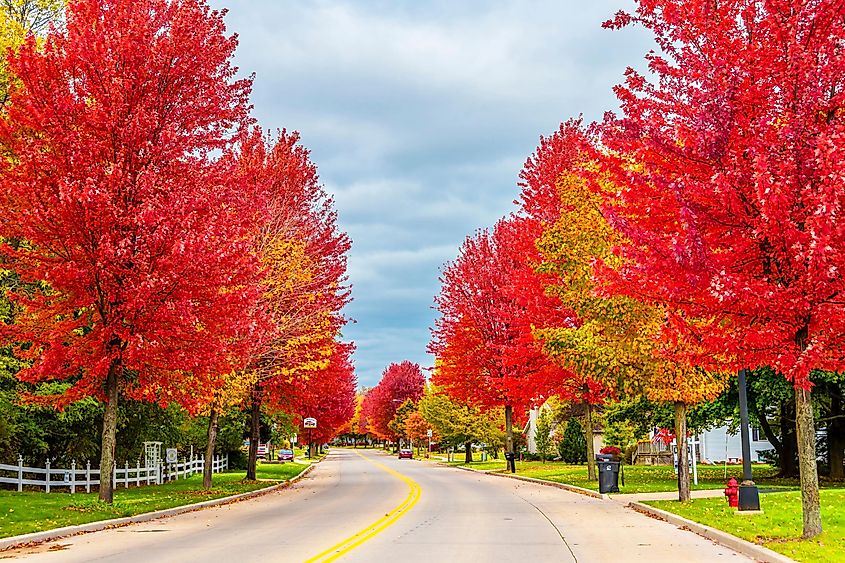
3, 449, 752, 562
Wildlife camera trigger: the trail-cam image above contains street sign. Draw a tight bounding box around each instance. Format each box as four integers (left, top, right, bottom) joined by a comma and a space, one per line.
165, 448, 178, 464
303, 417, 317, 429
426, 429, 433, 438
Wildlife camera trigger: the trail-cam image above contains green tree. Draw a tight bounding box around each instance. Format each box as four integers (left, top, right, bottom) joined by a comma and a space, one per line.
559, 418, 587, 464
418, 386, 502, 464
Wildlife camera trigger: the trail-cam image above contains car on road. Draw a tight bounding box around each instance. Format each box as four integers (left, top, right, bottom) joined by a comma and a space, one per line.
398, 448, 413, 459
278, 449, 295, 462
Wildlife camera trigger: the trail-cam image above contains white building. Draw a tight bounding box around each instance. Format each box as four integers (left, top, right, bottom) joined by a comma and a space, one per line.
696, 424, 773, 464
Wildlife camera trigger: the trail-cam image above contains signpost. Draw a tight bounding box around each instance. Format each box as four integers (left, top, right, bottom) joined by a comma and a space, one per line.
304, 418, 317, 458
427, 429, 433, 458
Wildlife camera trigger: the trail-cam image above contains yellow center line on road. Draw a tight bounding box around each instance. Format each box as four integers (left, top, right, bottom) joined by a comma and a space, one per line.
302, 451, 422, 563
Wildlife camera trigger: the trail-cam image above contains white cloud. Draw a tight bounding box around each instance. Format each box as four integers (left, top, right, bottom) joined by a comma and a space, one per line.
212, 0, 655, 386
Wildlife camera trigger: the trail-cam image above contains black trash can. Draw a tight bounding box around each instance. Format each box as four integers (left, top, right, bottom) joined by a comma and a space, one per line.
597, 459, 621, 493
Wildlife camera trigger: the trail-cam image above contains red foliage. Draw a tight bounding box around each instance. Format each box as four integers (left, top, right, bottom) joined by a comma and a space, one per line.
599, 0, 845, 387
234, 127, 352, 424
429, 216, 574, 419
278, 341, 357, 444
362, 361, 425, 440
0, 0, 259, 411
518, 117, 594, 224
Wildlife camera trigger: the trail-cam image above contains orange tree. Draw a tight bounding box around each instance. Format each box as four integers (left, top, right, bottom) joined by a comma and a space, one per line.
405, 411, 431, 455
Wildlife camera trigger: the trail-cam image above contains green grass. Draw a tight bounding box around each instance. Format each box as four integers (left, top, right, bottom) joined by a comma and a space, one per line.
647, 489, 845, 562
0, 462, 307, 539
443, 458, 805, 494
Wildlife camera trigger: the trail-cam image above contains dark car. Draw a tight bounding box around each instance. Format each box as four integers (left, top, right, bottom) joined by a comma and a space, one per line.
277, 449, 295, 462
398, 448, 413, 459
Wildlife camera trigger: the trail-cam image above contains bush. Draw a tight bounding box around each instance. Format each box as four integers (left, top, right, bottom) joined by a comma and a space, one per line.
559, 418, 587, 464
623, 443, 637, 465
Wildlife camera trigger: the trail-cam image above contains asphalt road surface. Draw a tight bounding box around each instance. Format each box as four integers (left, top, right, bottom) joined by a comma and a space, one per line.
3, 449, 753, 562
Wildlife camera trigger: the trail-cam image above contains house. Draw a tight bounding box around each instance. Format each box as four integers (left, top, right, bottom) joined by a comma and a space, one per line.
635, 422, 773, 465
696, 424, 773, 464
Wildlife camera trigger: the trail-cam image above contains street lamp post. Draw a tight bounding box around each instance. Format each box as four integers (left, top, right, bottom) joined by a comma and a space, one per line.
737, 368, 761, 511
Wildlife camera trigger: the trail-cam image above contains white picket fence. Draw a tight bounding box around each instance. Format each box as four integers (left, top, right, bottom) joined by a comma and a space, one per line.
0, 454, 228, 494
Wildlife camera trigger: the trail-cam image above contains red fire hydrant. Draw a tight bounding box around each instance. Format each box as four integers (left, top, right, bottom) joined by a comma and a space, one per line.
724, 477, 739, 508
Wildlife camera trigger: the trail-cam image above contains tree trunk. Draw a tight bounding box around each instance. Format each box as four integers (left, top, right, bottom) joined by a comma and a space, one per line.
203, 407, 219, 490
674, 401, 690, 502
247, 388, 261, 481
505, 405, 515, 472
464, 440, 473, 464
796, 387, 822, 537
827, 392, 845, 481
584, 402, 596, 481
98, 358, 121, 503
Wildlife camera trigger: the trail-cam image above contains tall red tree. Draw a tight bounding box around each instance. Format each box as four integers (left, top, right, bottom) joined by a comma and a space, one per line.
271, 341, 357, 449
600, 0, 845, 536
362, 361, 425, 442
429, 216, 574, 463
233, 128, 351, 478
0, 0, 258, 502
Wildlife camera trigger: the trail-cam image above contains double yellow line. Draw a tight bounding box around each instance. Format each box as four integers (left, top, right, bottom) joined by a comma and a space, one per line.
302, 451, 422, 563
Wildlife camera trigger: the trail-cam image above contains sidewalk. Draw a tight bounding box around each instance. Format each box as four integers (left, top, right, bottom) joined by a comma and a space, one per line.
611, 488, 725, 503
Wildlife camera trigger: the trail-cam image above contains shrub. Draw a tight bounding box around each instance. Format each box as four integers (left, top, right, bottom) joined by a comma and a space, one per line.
559, 418, 587, 464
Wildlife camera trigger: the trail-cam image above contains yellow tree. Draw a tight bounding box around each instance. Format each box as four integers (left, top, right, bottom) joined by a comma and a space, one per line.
0, 1, 63, 102
521, 122, 726, 499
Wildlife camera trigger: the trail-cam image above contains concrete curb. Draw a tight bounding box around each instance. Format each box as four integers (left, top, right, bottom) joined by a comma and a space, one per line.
629, 502, 796, 563
438, 461, 610, 500
0, 462, 318, 552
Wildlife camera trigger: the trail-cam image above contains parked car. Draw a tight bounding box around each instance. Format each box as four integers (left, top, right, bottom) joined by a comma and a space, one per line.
277, 449, 295, 462
398, 448, 413, 459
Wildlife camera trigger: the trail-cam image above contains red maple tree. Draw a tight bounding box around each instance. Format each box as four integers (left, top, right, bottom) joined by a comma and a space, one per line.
271, 341, 357, 448
233, 127, 352, 478
600, 0, 845, 536
0, 0, 258, 502
429, 216, 574, 462
362, 361, 425, 441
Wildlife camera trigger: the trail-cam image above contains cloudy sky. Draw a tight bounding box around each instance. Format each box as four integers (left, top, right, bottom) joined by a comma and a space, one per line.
210, 0, 654, 388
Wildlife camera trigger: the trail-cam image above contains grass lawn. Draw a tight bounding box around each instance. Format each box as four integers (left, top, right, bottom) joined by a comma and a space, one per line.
0, 461, 307, 540
443, 458, 807, 494
647, 489, 845, 563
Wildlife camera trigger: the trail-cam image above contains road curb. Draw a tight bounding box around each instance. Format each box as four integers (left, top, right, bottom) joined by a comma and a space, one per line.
628, 502, 796, 563
439, 462, 610, 500
0, 462, 317, 552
